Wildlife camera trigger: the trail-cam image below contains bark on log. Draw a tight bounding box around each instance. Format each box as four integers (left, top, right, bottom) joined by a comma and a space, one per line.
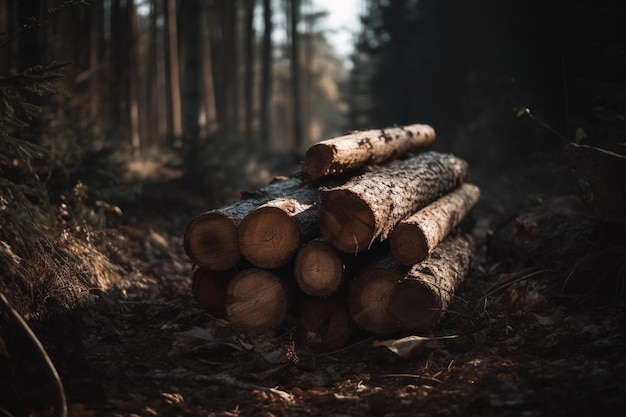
302, 123, 436, 180
319, 152, 469, 253
191, 265, 234, 317
389, 231, 473, 331
237, 183, 321, 269
390, 183, 480, 265
184, 177, 304, 270
298, 296, 355, 352
225, 268, 288, 332
347, 257, 407, 335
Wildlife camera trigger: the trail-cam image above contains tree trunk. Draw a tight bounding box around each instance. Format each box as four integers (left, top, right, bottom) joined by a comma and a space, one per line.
390, 183, 480, 265
302, 123, 436, 180
347, 256, 407, 335
181, 0, 202, 143
226, 268, 288, 333
298, 296, 354, 352
319, 152, 469, 253
243, 0, 256, 139
260, 0, 273, 146
191, 265, 235, 318
389, 231, 473, 331
290, 0, 303, 149
166, 0, 182, 146
184, 177, 305, 270
127, 0, 141, 152
237, 182, 321, 269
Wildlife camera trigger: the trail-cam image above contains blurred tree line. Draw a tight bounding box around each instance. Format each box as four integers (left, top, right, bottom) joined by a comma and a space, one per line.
348, 0, 625, 173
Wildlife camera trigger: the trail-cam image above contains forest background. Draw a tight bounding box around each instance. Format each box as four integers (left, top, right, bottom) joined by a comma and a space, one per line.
1, 0, 624, 318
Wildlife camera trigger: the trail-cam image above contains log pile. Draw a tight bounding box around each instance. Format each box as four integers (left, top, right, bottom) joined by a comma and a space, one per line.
184, 123, 479, 350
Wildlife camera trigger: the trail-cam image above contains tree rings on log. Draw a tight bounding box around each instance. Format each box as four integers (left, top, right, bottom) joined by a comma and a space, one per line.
389, 232, 473, 331
191, 266, 234, 317
183, 177, 304, 270
319, 152, 469, 253
347, 258, 407, 335
390, 183, 480, 265
294, 240, 345, 296
225, 268, 288, 332
238, 185, 321, 269
298, 296, 355, 352
302, 123, 436, 180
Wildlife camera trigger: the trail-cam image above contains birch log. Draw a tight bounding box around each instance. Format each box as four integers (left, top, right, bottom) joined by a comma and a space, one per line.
389, 231, 473, 331
390, 183, 480, 265
302, 123, 436, 180
184, 177, 304, 270
318, 152, 469, 253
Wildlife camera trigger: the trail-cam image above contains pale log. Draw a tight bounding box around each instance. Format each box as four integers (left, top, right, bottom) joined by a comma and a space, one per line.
191, 265, 234, 317
389, 231, 473, 331
298, 296, 355, 352
347, 257, 407, 335
302, 123, 436, 180
184, 177, 304, 270
238, 183, 321, 269
319, 152, 469, 253
225, 268, 288, 332
390, 183, 480, 265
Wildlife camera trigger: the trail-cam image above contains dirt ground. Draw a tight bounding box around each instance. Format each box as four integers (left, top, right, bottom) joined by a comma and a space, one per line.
14, 161, 626, 417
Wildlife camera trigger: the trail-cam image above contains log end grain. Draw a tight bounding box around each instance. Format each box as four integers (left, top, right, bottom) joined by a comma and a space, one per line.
389, 223, 428, 265
347, 268, 403, 335
191, 266, 233, 317
226, 269, 288, 331
389, 281, 441, 331
318, 189, 376, 253
302, 143, 337, 180
294, 241, 344, 296
298, 297, 355, 352
184, 213, 240, 270
238, 207, 300, 269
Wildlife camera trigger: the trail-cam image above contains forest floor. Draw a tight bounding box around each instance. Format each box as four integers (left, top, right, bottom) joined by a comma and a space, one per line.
28, 155, 626, 417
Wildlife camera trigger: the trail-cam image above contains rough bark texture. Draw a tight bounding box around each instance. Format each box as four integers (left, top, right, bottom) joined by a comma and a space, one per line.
191, 265, 234, 317
225, 268, 288, 332
184, 177, 304, 270
294, 239, 345, 296
238, 183, 321, 269
347, 257, 408, 335
302, 123, 436, 180
390, 183, 480, 265
563, 143, 626, 226
389, 231, 473, 331
298, 296, 355, 352
319, 152, 469, 253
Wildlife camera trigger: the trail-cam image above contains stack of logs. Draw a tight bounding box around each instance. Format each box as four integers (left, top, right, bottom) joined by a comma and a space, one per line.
184, 123, 479, 352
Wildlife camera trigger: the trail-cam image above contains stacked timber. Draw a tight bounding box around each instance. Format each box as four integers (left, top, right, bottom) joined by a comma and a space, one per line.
183, 123, 479, 350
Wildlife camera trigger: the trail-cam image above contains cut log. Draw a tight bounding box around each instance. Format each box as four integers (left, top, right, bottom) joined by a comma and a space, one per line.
184, 177, 304, 270
302, 123, 436, 180
347, 257, 407, 335
237, 183, 321, 269
298, 296, 355, 352
390, 183, 480, 265
294, 239, 344, 297
319, 152, 469, 253
225, 268, 288, 332
191, 265, 234, 317
389, 231, 473, 331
